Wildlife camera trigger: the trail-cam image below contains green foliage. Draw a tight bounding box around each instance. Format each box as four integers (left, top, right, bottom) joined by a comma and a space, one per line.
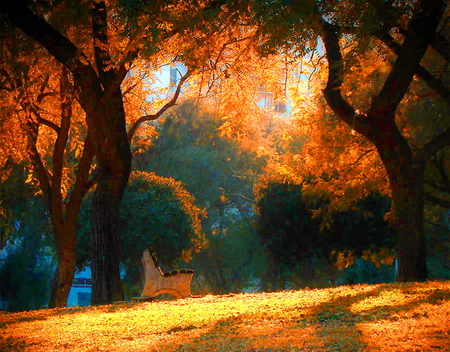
0, 196, 54, 312
190, 216, 265, 294
327, 194, 396, 255
119, 171, 206, 267
139, 100, 260, 216
0, 238, 53, 312
77, 171, 206, 265
425, 212, 450, 280
256, 181, 319, 265
255, 180, 396, 288
0, 163, 34, 249
136, 100, 263, 293
337, 258, 395, 285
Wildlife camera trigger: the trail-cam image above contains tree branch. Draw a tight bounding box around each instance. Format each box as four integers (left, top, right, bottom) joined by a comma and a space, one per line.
319, 20, 374, 140
369, 0, 443, 117
51, 67, 72, 212
425, 193, 450, 208
375, 31, 450, 104
419, 127, 450, 164
66, 131, 96, 220
127, 70, 192, 142
23, 110, 52, 207
0, 0, 103, 114
37, 117, 60, 134
1, 1, 83, 72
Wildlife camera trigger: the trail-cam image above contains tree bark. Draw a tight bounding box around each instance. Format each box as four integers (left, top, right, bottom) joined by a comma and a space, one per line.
392, 179, 427, 281
89, 84, 132, 304
90, 180, 124, 304
49, 222, 77, 307
376, 137, 427, 281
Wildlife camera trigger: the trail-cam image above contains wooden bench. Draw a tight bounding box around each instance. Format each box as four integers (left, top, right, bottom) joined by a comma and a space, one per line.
132, 249, 194, 301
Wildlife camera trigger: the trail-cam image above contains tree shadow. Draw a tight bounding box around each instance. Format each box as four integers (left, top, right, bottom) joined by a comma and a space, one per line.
305, 282, 450, 351
171, 283, 449, 351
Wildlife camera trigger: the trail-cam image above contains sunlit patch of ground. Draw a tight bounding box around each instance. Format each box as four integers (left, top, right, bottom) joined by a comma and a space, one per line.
1, 281, 449, 351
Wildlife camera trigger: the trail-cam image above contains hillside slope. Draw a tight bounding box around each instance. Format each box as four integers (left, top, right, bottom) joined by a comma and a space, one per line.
1, 281, 449, 351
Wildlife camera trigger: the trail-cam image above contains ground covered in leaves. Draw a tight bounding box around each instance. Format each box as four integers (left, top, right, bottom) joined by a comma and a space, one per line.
1, 281, 449, 351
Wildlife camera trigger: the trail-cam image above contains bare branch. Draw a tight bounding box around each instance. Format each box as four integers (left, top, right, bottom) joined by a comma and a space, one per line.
376, 31, 450, 104
36, 116, 60, 134
369, 0, 443, 117
127, 70, 192, 142
419, 127, 450, 164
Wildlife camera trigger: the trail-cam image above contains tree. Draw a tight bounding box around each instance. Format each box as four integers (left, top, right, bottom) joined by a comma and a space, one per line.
139, 100, 260, 224
256, 181, 318, 290
137, 99, 264, 293
0, 32, 93, 307
0, 171, 53, 311
77, 171, 207, 297
0, 0, 195, 305
255, 180, 396, 288
246, 0, 450, 281
318, 0, 449, 281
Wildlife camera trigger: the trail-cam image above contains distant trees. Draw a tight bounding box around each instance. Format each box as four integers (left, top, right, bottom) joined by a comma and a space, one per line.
137, 100, 263, 293
256, 181, 318, 290
0, 165, 53, 311
256, 180, 396, 289
138, 100, 260, 233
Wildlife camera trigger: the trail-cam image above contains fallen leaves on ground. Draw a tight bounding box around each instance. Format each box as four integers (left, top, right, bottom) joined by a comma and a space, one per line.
1, 281, 449, 351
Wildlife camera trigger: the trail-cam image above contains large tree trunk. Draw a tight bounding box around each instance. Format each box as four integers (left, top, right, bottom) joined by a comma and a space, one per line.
49, 224, 77, 308
393, 181, 427, 282
91, 179, 124, 304
379, 145, 427, 282
90, 89, 131, 305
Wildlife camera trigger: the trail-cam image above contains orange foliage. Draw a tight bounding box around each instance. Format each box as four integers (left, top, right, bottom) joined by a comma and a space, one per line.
256, 50, 390, 214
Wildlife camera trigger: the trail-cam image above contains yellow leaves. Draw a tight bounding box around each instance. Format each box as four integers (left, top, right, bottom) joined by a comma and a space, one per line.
131, 123, 157, 155
350, 288, 414, 314
333, 251, 356, 270
362, 248, 396, 268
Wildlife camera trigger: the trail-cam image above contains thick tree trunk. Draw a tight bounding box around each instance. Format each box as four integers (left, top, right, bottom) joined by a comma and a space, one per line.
393, 184, 427, 282
377, 136, 427, 282
383, 158, 427, 282
90, 90, 131, 305
91, 179, 125, 304
49, 230, 77, 308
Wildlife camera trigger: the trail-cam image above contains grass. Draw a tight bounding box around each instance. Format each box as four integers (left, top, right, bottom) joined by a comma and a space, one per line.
1, 281, 449, 351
